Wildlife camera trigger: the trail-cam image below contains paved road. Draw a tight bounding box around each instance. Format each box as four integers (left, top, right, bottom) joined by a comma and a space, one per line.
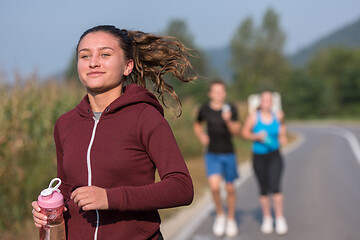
172, 123, 360, 240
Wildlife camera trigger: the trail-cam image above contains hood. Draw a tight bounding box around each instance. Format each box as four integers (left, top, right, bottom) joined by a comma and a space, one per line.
76, 84, 164, 118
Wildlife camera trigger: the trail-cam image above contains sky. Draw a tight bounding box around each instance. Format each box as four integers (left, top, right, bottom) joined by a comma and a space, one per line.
1, 0, 360, 80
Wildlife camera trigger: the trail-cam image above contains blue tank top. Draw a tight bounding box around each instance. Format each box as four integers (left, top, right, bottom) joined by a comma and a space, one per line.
252, 111, 280, 155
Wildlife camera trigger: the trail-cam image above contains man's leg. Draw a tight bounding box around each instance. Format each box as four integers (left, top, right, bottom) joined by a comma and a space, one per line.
223, 153, 239, 237
208, 174, 227, 236
208, 174, 224, 216
225, 183, 236, 219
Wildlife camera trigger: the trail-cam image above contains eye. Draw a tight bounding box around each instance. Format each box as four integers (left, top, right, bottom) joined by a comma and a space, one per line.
101, 53, 111, 57
79, 55, 89, 59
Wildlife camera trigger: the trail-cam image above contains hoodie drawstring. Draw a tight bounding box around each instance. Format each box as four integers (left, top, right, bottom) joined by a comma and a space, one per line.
87, 117, 100, 240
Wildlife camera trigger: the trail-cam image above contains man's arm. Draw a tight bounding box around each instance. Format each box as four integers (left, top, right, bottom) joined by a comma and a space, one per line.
193, 121, 209, 146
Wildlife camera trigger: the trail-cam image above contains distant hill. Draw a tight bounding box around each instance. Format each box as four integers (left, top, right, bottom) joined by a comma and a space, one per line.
205, 16, 360, 79
205, 47, 232, 82
289, 16, 360, 66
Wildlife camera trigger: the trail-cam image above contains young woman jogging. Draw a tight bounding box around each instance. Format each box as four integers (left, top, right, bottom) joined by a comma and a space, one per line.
242, 91, 288, 235
31, 25, 196, 240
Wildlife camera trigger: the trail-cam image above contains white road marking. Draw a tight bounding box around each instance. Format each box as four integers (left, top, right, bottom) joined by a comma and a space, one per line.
328, 126, 360, 165
293, 125, 360, 165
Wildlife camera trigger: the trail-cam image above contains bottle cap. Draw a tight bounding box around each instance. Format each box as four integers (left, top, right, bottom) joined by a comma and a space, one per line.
38, 178, 64, 209
222, 104, 231, 112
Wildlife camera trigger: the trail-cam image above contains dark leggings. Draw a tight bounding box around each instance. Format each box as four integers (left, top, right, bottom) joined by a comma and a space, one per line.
157, 232, 164, 240
253, 150, 284, 196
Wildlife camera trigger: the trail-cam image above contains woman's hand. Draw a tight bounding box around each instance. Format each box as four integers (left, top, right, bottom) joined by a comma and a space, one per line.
255, 131, 267, 142
31, 201, 47, 228
71, 186, 109, 211
31, 201, 67, 228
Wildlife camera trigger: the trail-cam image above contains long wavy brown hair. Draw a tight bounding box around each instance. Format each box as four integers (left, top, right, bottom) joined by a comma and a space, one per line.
77, 25, 198, 115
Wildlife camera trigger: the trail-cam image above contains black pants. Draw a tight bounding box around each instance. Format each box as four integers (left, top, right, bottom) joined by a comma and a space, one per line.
253, 150, 284, 196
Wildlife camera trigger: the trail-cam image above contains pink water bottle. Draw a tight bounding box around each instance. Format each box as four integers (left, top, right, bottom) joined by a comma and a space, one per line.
38, 178, 66, 240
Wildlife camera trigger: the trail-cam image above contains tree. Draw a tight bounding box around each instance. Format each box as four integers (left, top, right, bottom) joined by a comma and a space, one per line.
281, 69, 324, 118
229, 8, 289, 100
306, 47, 360, 115
162, 19, 209, 102
163, 19, 194, 49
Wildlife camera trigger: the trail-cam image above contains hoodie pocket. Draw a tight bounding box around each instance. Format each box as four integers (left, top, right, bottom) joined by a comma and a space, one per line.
65, 200, 97, 239
99, 210, 160, 238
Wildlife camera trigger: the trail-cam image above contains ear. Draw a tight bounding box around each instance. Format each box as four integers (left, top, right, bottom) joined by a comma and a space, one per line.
123, 59, 134, 76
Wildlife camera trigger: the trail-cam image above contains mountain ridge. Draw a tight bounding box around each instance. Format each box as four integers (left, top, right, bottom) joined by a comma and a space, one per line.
289, 16, 360, 66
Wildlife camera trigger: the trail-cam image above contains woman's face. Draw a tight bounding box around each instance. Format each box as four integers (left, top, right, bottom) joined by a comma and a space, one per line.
77, 31, 133, 94
260, 92, 273, 111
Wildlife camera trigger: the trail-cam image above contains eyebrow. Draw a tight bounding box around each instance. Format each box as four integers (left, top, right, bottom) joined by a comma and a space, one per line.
78, 47, 115, 53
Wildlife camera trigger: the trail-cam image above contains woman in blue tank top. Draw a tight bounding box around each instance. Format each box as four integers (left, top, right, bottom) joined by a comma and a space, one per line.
242, 91, 288, 235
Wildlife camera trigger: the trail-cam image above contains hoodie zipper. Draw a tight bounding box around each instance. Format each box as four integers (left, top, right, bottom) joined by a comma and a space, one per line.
87, 117, 100, 240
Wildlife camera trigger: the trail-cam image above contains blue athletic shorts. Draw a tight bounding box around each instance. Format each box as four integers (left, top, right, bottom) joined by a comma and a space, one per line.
205, 153, 239, 183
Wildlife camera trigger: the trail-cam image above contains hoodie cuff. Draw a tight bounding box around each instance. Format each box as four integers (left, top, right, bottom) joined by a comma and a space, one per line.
106, 187, 125, 210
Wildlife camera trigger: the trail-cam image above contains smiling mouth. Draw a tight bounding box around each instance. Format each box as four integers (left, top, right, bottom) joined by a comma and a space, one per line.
87, 72, 105, 76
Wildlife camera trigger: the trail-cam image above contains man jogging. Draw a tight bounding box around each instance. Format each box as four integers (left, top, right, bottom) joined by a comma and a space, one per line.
193, 79, 240, 237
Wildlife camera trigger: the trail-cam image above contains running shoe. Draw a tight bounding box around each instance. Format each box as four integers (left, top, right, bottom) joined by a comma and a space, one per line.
226, 218, 238, 237
275, 217, 288, 235
261, 216, 273, 234
212, 214, 226, 236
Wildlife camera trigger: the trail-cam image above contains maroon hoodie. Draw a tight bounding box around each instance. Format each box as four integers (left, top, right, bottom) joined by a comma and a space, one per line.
54, 84, 194, 240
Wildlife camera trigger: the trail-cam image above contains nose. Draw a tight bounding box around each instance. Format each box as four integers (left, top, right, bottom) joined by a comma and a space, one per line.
89, 56, 100, 68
